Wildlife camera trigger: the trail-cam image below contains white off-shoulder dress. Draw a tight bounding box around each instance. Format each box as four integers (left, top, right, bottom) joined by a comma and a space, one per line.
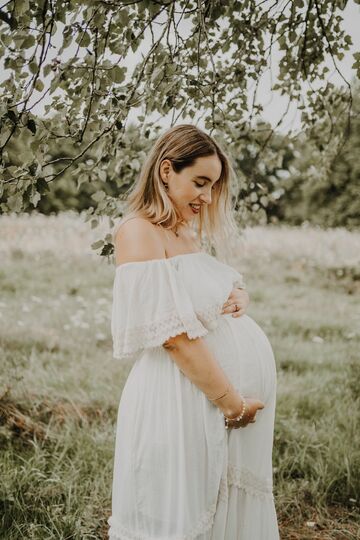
108, 252, 279, 540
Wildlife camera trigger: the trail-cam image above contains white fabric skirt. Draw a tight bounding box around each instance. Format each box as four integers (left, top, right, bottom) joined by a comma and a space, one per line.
108, 313, 280, 540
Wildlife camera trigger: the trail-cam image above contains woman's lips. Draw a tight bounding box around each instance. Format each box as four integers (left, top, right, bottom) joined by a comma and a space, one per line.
189, 204, 201, 214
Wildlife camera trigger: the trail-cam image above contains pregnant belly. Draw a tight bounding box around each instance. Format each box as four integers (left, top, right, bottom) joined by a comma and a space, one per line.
202, 314, 277, 405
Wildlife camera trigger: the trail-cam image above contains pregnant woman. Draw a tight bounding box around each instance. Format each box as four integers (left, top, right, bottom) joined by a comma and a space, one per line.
108, 124, 280, 539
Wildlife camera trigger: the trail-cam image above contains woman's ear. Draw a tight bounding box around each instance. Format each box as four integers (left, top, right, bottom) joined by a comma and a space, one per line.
159, 159, 172, 181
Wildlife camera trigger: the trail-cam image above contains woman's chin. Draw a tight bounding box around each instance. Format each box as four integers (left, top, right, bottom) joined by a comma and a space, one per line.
182, 206, 199, 222
173, 203, 198, 225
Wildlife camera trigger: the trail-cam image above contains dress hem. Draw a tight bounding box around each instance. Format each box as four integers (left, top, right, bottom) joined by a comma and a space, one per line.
108, 470, 275, 540
108, 500, 217, 540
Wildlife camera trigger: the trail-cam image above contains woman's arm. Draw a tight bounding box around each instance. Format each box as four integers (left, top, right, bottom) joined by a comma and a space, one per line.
163, 333, 245, 419
164, 334, 265, 426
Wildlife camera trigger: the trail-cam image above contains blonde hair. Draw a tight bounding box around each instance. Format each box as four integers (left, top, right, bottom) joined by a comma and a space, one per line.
116, 124, 242, 261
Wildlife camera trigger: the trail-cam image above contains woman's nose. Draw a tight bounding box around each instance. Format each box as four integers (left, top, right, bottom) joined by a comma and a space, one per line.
200, 192, 212, 205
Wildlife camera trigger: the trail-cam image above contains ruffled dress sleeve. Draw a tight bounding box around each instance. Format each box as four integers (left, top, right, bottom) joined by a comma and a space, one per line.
111, 258, 208, 362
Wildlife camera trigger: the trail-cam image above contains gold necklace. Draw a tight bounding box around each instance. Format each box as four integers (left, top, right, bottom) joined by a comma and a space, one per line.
174, 220, 188, 237
157, 222, 180, 237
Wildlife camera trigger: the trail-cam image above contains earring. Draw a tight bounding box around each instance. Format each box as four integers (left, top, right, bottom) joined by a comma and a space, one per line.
164, 183, 168, 190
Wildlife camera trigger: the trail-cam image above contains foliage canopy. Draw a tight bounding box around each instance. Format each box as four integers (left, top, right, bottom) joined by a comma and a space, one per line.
0, 0, 359, 247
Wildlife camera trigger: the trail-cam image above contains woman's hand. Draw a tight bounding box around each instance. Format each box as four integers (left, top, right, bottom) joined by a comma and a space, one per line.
221, 288, 250, 318
225, 398, 265, 430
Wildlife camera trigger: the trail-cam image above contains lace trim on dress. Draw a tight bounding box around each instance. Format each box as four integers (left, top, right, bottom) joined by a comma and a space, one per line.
113, 307, 208, 359
218, 474, 228, 504
195, 276, 246, 330
227, 465, 274, 500
108, 501, 217, 540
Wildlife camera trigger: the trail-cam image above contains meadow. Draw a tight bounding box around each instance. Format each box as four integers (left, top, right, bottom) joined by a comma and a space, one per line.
1, 212, 359, 540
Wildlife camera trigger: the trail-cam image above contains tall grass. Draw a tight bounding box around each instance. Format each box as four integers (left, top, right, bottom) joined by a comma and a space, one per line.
0, 213, 359, 539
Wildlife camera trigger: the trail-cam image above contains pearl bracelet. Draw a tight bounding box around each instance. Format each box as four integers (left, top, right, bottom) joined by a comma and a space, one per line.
224, 396, 247, 430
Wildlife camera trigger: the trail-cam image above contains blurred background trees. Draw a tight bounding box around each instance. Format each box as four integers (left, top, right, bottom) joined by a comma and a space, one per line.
3, 84, 359, 229
0, 0, 359, 233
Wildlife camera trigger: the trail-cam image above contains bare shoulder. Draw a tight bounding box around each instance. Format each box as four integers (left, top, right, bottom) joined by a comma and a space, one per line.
114, 217, 165, 266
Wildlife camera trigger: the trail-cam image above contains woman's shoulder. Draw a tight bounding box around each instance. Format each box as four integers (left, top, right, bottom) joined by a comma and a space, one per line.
115, 211, 153, 227
113, 213, 157, 239
113, 214, 165, 266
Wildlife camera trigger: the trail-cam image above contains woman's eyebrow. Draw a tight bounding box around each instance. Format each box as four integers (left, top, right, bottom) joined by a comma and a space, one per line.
195, 175, 218, 183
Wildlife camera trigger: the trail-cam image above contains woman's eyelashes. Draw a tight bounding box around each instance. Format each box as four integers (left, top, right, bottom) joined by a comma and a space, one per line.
195, 182, 216, 190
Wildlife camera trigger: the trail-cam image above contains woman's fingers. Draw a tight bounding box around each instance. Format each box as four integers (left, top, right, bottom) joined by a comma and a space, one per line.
226, 416, 256, 429
252, 398, 265, 411
224, 397, 265, 429
221, 288, 250, 317
231, 308, 245, 318
221, 304, 240, 314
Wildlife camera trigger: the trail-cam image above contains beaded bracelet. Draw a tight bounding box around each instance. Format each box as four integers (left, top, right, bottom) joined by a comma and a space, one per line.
224, 395, 247, 430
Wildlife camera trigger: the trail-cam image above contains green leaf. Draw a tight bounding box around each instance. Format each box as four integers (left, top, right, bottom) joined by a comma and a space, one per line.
151, 67, 163, 85
30, 138, 40, 152
6, 110, 17, 123
91, 239, 104, 250
92, 190, 106, 202
29, 61, 38, 75
22, 35, 35, 49
26, 119, 36, 134
76, 32, 91, 48
1, 34, 12, 47
30, 190, 41, 207
43, 64, 52, 77
36, 178, 49, 193
109, 66, 126, 84
34, 79, 44, 92
98, 170, 107, 182
100, 242, 114, 257
352, 61, 360, 77
7, 193, 23, 212
119, 9, 129, 26
14, 0, 29, 15
77, 174, 88, 189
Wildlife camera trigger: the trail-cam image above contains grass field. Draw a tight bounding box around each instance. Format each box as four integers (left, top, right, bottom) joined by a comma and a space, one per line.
1, 212, 359, 540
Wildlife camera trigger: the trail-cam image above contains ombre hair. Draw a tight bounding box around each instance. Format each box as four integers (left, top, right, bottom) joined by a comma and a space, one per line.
115, 124, 241, 260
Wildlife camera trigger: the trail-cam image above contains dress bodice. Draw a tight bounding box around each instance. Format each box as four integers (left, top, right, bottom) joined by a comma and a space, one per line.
112, 252, 245, 362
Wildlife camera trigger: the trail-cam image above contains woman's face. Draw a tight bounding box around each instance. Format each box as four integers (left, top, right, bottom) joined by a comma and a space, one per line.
160, 154, 222, 224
